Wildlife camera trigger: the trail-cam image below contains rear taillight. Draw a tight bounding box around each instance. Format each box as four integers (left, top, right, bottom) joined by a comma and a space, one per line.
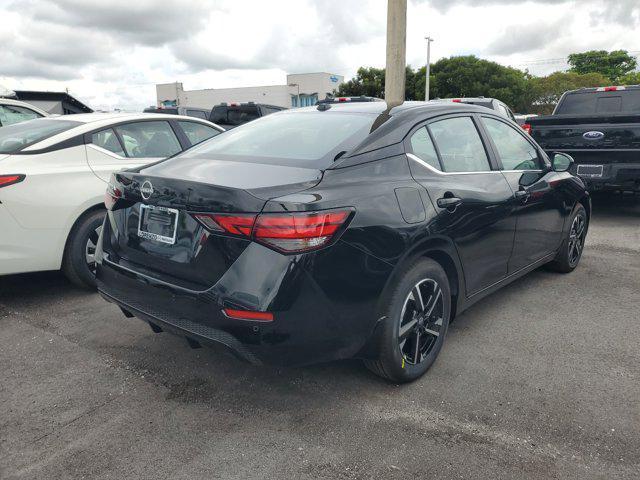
104, 183, 122, 210
192, 208, 353, 253
452, 99, 462, 103
253, 210, 351, 252
522, 123, 532, 135
0, 174, 25, 188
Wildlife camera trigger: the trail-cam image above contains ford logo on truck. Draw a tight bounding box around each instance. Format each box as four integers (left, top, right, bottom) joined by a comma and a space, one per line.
583, 131, 605, 140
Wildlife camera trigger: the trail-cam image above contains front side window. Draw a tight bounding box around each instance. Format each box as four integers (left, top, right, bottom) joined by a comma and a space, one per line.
0, 105, 43, 126
114, 121, 181, 158
428, 117, 491, 173
91, 129, 125, 156
483, 117, 540, 170
0, 119, 80, 154
178, 121, 221, 146
409, 127, 440, 170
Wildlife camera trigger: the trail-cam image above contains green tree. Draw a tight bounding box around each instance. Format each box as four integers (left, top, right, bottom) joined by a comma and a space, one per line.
567, 50, 637, 82
528, 71, 609, 114
617, 71, 640, 85
336, 67, 385, 98
429, 56, 533, 112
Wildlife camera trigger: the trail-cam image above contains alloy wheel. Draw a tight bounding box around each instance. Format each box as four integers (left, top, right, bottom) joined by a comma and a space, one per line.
568, 213, 586, 266
398, 278, 444, 365
85, 225, 103, 275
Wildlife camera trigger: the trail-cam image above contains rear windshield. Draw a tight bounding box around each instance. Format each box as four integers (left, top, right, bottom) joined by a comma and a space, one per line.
0, 119, 81, 154
556, 89, 640, 114
210, 106, 260, 126
182, 111, 376, 167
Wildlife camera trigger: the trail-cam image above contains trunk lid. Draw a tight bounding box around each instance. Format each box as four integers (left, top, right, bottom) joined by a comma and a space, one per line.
107, 159, 322, 288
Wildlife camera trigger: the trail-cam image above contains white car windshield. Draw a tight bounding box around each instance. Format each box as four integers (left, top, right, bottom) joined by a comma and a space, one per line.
0, 119, 81, 154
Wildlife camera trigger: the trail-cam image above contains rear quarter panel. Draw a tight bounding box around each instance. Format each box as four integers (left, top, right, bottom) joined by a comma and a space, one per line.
0, 146, 106, 272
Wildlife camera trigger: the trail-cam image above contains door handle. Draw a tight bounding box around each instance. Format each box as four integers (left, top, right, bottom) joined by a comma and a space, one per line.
437, 196, 462, 210
514, 189, 530, 203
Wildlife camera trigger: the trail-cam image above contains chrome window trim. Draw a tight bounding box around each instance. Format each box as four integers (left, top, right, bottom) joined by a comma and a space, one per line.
87, 143, 127, 160
406, 153, 499, 175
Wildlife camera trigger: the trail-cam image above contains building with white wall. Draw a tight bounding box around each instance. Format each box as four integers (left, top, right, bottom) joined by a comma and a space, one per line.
156, 72, 344, 110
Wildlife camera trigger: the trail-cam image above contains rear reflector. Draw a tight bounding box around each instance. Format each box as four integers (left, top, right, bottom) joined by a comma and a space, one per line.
223, 308, 274, 322
192, 208, 353, 253
0, 174, 25, 188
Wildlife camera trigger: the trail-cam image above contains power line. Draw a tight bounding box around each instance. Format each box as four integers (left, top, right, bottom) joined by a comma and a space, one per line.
513, 50, 640, 68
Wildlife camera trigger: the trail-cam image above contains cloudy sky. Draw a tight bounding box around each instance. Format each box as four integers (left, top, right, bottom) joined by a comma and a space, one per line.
1, 0, 638, 111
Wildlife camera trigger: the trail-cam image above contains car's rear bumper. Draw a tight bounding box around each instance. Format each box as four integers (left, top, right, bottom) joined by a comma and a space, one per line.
573, 162, 640, 191
96, 243, 386, 366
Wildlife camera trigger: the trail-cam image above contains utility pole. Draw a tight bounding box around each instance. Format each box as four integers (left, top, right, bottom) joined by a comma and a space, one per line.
384, 0, 407, 107
425, 36, 434, 101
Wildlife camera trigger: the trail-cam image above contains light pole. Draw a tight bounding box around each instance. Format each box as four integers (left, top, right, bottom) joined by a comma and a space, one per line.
425, 36, 434, 101
384, 0, 407, 107
288, 83, 300, 108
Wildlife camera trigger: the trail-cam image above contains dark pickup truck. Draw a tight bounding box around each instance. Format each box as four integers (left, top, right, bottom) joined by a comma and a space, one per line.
209, 102, 285, 129
529, 85, 640, 192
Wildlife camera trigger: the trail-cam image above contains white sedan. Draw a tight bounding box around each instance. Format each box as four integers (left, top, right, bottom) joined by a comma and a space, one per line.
0, 113, 224, 288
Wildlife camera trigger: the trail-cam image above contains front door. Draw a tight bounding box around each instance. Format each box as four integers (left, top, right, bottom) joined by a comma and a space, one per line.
478, 115, 564, 272
406, 115, 516, 296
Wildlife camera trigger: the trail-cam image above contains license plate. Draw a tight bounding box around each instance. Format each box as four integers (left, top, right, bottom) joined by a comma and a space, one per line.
577, 164, 603, 177
137, 204, 179, 244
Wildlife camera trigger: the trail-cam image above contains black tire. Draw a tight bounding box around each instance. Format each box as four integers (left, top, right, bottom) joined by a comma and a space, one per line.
364, 258, 451, 383
62, 209, 106, 289
547, 203, 588, 273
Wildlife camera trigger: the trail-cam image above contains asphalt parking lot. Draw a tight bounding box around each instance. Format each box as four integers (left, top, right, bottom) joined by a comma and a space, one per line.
1, 193, 638, 480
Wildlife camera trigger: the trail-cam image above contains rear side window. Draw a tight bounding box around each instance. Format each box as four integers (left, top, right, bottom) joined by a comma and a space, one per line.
91, 129, 125, 156
409, 127, 440, 170
178, 121, 221, 146
0, 119, 80, 154
482, 117, 540, 171
428, 117, 491, 172
0, 105, 43, 126
114, 121, 181, 158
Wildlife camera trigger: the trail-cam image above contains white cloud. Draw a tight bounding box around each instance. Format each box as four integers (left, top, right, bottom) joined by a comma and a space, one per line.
0, 0, 638, 111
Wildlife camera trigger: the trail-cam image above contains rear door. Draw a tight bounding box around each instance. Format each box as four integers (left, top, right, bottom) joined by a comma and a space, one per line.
479, 115, 564, 271
85, 120, 183, 182
406, 114, 516, 296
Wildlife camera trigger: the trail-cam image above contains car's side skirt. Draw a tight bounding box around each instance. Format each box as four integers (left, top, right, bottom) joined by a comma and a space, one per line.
458, 252, 557, 314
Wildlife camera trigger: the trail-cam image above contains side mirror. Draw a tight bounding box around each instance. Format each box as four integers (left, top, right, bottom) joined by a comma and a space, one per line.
552, 152, 574, 172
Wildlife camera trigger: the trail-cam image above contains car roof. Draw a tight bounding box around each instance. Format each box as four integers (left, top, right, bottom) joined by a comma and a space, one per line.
288, 100, 491, 116
21, 113, 223, 152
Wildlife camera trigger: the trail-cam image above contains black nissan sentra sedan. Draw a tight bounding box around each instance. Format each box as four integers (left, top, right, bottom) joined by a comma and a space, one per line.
96, 101, 590, 383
